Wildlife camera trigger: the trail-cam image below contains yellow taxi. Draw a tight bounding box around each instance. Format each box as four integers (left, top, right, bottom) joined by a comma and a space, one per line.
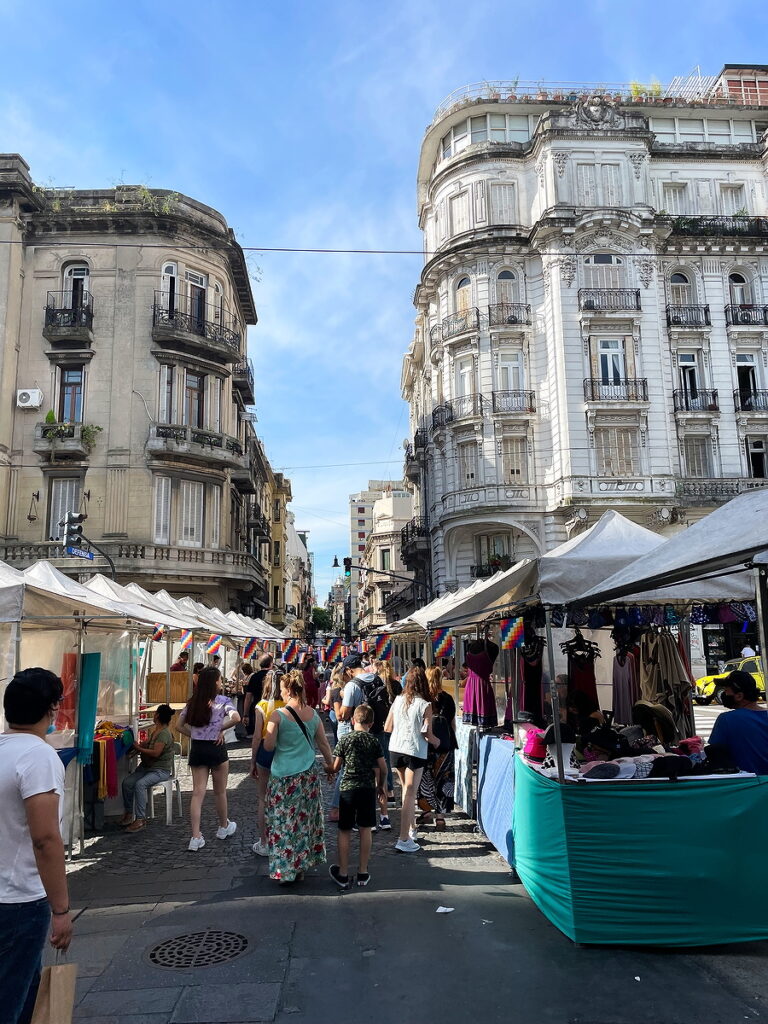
694, 656, 764, 705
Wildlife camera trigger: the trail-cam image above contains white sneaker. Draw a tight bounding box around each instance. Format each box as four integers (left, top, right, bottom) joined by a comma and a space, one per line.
395, 838, 421, 853
188, 835, 205, 852
252, 839, 268, 857
408, 827, 419, 841
216, 820, 237, 840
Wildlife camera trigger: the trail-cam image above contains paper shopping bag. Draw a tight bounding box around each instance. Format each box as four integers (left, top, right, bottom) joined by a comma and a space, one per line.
31, 962, 78, 1024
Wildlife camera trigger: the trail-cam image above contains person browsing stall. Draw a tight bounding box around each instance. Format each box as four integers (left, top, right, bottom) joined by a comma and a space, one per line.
709, 670, 768, 775
120, 703, 176, 833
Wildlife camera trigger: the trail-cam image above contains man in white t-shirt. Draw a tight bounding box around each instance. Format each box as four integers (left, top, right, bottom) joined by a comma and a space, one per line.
0, 668, 73, 1023
741, 644, 757, 658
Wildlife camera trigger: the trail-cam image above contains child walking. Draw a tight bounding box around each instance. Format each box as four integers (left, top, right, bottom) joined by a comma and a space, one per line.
329, 704, 386, 889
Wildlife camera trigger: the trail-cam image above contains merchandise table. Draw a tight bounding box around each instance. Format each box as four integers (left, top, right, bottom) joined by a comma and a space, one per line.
477, 735, 768, 946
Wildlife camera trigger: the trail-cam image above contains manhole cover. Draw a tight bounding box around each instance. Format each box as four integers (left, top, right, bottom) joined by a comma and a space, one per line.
148, 930, 248, 969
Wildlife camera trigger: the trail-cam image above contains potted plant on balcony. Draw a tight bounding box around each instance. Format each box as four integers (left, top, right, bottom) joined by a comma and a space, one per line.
80, 424, 102, 454
41, 410, 71, 442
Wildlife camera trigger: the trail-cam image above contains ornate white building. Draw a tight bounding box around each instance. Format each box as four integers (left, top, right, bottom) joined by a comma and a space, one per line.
401, 67, 768, 594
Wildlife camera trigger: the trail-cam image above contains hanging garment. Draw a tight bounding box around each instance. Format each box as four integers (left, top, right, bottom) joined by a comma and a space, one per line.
612, 652, 639, 725
639, 631, 691, 738
520, 649, 544, 726
462, 650, 498, 729
568, 652, 599, 712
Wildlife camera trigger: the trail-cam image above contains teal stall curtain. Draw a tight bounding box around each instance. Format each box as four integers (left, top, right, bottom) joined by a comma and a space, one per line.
76, 652, 101, 764
512, 758, 768, 946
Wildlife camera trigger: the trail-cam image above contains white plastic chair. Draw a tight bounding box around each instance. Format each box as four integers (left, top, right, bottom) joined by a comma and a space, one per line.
148, 743, 183, 825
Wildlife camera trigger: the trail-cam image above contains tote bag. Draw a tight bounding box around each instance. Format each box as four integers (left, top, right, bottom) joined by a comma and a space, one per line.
31, 961, 78, 1024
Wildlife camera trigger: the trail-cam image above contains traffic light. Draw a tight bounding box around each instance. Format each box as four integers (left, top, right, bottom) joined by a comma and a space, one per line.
343, 557, 352, 579
62, 511, 87, 548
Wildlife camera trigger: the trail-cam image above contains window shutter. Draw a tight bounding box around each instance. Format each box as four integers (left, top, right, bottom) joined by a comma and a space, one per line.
450, 193, 469, 234
722, 185, 746, 215
210, 485, 221, 549
576, 165, 597, 206
501, 437, 527, 483
153, 476, 171, 544
49, 478, 80, 540
490, 184, 516, 224
458, 443, 477, 487
178, 480, 203, 547
601, 164, 621, 206
209, 378, 222, 432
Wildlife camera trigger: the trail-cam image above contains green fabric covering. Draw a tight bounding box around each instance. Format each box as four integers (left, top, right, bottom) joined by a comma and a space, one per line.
512, 758, 768, 946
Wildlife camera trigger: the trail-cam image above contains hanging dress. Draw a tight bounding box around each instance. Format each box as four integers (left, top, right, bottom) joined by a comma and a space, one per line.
520, 646, 545, 726
611, 651, 639, 725
568, 651, 599, 712
462, 649, 498, 728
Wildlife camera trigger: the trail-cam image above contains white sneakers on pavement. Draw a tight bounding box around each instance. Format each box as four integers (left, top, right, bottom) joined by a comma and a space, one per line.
252, 839, 268, 857
188, 835, 205, 852
216, 820, 237, 840
395, 838, 421, 853
408, 826, 419, 842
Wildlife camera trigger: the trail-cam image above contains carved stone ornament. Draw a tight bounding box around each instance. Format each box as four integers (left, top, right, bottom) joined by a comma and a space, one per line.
535, 161, 545, 187
559, 254, 577, 288
553, 152, 569, 178
628, 153, 646, 180
567, 96, 626, 130
636, 256, 655, 289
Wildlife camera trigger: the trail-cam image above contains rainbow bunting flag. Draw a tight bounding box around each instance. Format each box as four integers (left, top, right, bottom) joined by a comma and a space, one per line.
242, 637, 260, 660
500, 616, 525, 650
152, 624, 165, 643
431, 628, 454, 659
179, 630, 194, 651
206, 634, 224, 655
325, 638, 343, 663
282, 639, 299, 662
359, 639, 370, 653
316, 647, 326, 664
374, 634, 392, 660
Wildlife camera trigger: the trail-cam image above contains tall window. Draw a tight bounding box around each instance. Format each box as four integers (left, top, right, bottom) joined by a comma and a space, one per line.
273, 585, 281, 610
63, 264, 89, 309
178, 480, 204, 547
185, 271, 207, 325
595, 427, 640, 476
209, 377, 222, 432
158, 365, 174, 423
153, 475, 171, 544
273, 540, 281, 566
160, 262, 177, 313
746, 438, 767, 478
490, 185, 516, 225
210, 484, 221, 548
601, 164, 622, 206
455, 357, 474, 398
683, 436, 712, 478
584, 254, 625, 289
183, 371, 205, 427
670, 272, 693, 305
450, 193, 470, 235
497, 270, 517, 304
500, 437, 527, 484
729, 273, 752, 305
497, 351, 524, 391
678, 353, 700, 397
663, 185, 689, 215
476, 533, 512, 565
721, 184, 746, 215
49, 478, 80, 541
274, 498, 281, 522
59, 367, 84, 423
381, 548, 391, 571
576, 164, 597, 206
455, 277, 471, 312
598, 340, 625, 384
458, 442, 478, 488
736, 353, 758, 399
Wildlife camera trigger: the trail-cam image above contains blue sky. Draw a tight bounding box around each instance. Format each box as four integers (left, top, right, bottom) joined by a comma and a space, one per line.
1, 0, 767, 598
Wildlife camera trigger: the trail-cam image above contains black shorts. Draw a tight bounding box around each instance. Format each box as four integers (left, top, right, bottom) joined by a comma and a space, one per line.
392, 753, 427, 771
188, 739, 229, 768
338, 788, 377, 831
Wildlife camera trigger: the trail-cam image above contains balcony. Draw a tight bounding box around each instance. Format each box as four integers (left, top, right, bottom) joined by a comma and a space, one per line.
579, 289, 641, 312
488, 302, 531, 327
673, 390, 719, 413
400, 517, 429, 571
152, 292, 242, 362
247, 502, 271, 537
675, 478, 768, 502
453, 394, 483, 420
725, 305, 768, 327
432, 403, 454, 430
669, 216, 768, 239
442, 307, 480, 340
33, 422, 89, 460
471, 558, 512, 579
666, 305, 711, 328
43, 292, 94, 345
231, 461, 256, 494
404, 443, 419, 484
146, 423, 247, 470
492, 390, 536, 414
232, 359, 255, 404
734, 389, 768, 413
584, 378, 648, 402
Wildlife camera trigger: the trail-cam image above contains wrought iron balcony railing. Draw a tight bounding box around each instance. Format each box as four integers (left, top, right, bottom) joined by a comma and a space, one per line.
492, 390, 536, 413
429, 323, 443, 347
400, 516, 429, 551
44, 291, 94, 333
669, 216, 768, 238
150, 423, 244, 461
432, 403, 454, 429
676, 478, 768, 500
152, 291, 242, 350
584, 378, 648, 401
725, 305, 768, 327
414, 427, 428, 449
488, 302, 531, 326
471, 559, 512, 579
734, 389, 768, 412
666, 304, 711, 328
233, 358, 255, 399
452, 394, 483, 419
442, 307, 480, 339
579, 288, 641, 311
673, 389, 719, 412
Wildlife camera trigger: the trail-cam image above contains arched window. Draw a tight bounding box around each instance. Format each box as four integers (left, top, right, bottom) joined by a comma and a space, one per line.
63, 263, 90, 310
670, 272, 693, 306
497, 270, 517, 304
583, 253, 625, 290
729, 272, 752, 305
160, 262, 177, 313
456, 277, 471, 313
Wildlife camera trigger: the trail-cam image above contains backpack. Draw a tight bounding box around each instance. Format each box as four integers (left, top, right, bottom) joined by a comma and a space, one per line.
367, 681, 393, 733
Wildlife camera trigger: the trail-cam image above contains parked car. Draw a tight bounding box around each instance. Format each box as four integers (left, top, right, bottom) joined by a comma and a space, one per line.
694, 657, 764, 705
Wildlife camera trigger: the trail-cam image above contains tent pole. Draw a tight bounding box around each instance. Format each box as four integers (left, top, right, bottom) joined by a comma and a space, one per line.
165, 633, 172, 703
757, 567, 768, 690
544, 607, 565, 784
188, 634, 195, 699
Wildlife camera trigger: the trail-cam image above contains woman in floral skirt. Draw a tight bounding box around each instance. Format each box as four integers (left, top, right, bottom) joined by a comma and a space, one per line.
261, 672, 336, 883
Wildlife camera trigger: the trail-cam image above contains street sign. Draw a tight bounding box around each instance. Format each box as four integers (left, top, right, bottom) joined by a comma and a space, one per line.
66, 546, 94, 560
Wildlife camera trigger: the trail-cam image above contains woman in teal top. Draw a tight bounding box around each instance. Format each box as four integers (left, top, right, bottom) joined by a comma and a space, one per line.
262, 671, 335, 883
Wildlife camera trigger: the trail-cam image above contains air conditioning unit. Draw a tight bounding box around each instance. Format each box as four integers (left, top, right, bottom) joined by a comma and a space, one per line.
16, 389, 43, 409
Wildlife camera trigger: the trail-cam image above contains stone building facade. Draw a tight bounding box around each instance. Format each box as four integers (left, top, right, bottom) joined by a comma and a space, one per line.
401, 67, 768, 594
357, 492, 414, 635
0, 153, 286, 614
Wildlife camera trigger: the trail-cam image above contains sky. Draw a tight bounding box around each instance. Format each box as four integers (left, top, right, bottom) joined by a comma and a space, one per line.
1, 0, 767, 599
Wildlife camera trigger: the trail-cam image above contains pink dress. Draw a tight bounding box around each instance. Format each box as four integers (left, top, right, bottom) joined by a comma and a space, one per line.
462, 651, 498, 728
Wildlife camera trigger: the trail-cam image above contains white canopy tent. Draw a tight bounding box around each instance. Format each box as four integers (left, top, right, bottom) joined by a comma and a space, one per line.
82, 574, 193, 631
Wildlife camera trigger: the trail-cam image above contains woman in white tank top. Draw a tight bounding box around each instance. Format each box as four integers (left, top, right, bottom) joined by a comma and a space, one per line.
385, 667, 438, 853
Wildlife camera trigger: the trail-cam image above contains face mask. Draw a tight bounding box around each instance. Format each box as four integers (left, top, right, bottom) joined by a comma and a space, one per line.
721, 694, 738, 709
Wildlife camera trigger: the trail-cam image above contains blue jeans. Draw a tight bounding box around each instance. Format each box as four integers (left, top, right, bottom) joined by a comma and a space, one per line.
0, 897, 50, 1024
122, 766, 172, 819
375, 731, 394, 792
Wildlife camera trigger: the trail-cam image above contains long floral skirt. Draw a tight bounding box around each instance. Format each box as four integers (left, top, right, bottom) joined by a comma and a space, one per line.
266, 764, 326, 881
